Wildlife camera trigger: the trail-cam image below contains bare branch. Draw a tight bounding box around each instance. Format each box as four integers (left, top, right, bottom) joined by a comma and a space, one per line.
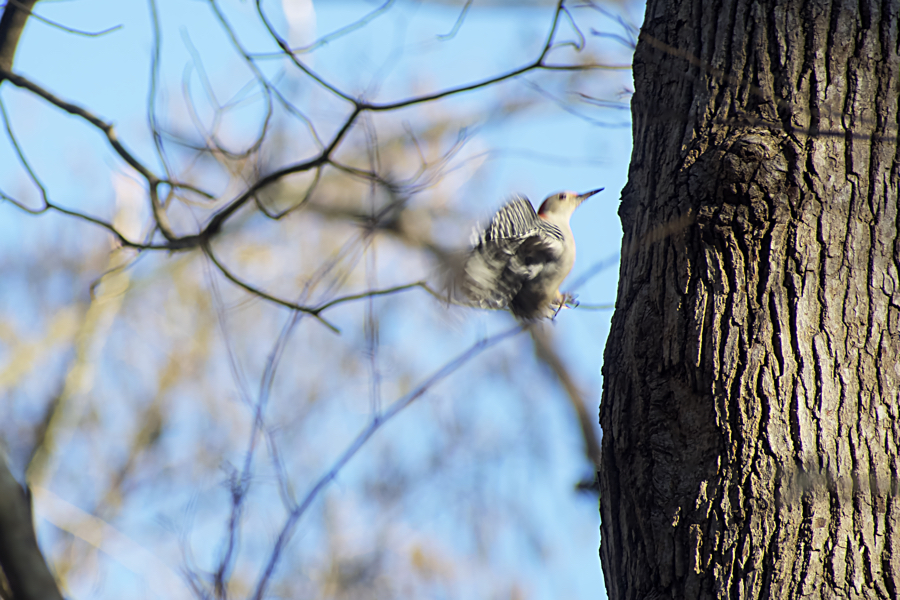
201, 239, 341, 332
200, 251, 260, 600
164, 179, 216, 200
250, 324, 525, 600
255, 167, 321, 220
142, 0, 181, 241
540, 62, 631, 71
254, 0, 356, 103
0, 68, 166, 195
203, 235, 445, 329
582, 0, 639, 49
0, 96, 48, 208
568, 251, 620, 291
0, 0, 37, 73
312, 281, 442, 312
0, 180, 169, 251
4, 0, 121, 38
530, 326, 601, 469
0, 185, 43, 214
574, 302, 614, 310
206, 0, 275, 156
201, 151, 328, 239
280, 0, 396, 56
4, 0, 619, 256
540, 0, 567, 57
557, 4, 586, 52
521, 78, 626, 127
351, 1, 598, 112
361, 62, 538, 112
437, 0, 473, 41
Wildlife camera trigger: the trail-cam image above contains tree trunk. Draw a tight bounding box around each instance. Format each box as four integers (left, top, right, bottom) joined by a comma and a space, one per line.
599, 0, 900, 598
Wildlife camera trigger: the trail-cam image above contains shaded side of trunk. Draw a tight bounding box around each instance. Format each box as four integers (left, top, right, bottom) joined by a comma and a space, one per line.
599, 0, 900, 598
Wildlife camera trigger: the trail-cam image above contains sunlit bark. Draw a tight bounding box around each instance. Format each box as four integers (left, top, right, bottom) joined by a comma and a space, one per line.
600, 1, 900, 597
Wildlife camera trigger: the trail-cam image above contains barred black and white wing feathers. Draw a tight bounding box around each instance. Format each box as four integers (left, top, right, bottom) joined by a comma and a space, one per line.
459, 196, 566, 319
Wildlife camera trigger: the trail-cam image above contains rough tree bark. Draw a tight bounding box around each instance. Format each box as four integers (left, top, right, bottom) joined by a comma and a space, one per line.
599, 0, 899, 598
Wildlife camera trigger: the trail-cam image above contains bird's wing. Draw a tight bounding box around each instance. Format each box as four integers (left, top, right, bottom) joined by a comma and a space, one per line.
460, 197, 564, 309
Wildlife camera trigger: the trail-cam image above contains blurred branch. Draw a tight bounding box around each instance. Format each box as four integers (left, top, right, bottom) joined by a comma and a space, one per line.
201, 239, 341, 333
529, 326, 601, 469
0, 97, 47, 207
575, 303, 614, 310
314, 281, 445, 312
0, 67, 184, 239
568, 251, 620, 291
0, 458, 64, 600
0, 0, 37, 74
201, 0, 607, 239
146, 0, 170, 178
556, 4, 585, 51
206, 0, 275, 157
202, 239, 443, 334
0, 186, 169, 249
255, 167, 321, 220
521, 79, 624, 127
583, 1, 639, 49
437, 0, 473, 40
3, 0, 121, 38
251, 324, 525, 600
284, 0, 397, 56
254, 0, 356, 103
2, 0, 618, 254
25, 250, 134, 490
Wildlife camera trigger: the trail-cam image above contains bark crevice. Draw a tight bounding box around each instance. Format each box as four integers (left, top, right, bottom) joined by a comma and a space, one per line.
600, 1, 900, 598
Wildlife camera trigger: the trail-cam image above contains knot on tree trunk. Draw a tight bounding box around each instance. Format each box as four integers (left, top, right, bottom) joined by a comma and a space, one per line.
688, 132, 790, 241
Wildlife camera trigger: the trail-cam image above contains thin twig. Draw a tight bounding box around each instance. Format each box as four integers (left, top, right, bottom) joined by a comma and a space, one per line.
201, 0, 585, 240
568, 251, 620, 291
254, 0, 355, 103
202, 254, 258, 599
202, 238, 442, 332
207, 0, 275, 157
144, 0, 178, 240
521, 79, 624, 127
0, 68, 159, 182
315, 281, 440, 312
250, 324, 524, 600
286, 0, 396, 56
0, 96, 48, 207
437, 0, 473, 41
254, 167, 321, 220
4, 0, 121, 37
201, 239, 341, 332
2, 0, 621, 264
574, 303, 615, 310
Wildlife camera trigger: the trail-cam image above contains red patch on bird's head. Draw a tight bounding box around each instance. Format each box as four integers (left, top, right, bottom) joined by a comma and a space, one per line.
537, 198, 552, 216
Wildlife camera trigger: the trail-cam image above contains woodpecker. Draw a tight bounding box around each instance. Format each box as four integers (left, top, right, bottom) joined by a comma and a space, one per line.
458, 188, 602, 320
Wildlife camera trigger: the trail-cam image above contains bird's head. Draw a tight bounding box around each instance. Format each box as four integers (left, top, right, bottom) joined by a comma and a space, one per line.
537, 188, 603, 220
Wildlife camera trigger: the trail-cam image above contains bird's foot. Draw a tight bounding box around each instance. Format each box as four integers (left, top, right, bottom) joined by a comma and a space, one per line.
550, 292, 578, 320
562, 292, 579, 309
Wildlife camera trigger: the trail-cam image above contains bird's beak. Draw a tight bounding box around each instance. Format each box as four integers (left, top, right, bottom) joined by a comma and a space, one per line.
577, 188, 604, 204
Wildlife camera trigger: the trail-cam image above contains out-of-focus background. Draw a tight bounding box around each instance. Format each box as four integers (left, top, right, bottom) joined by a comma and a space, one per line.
0, 1, 640, 598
